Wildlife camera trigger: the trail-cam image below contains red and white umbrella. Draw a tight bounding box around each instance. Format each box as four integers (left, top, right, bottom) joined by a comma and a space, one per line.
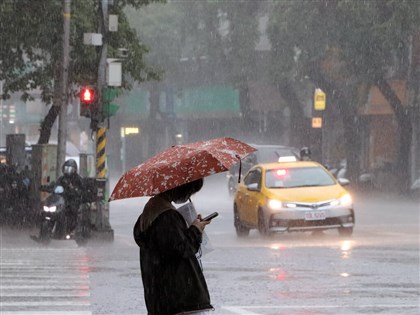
109, 137, 256, 201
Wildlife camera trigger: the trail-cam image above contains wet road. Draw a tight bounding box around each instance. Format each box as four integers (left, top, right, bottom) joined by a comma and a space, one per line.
1, 173, 419, 315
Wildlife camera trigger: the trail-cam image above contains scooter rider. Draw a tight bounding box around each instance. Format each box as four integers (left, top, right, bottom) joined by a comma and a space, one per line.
56, 159, 84, 233
300, 147, 312, 161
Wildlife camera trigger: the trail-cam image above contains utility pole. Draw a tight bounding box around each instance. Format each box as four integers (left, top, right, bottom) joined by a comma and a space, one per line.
79, 0, 114, 241
56, 0, 71, 178
96, 0, 108, 173
94, 0, 113, 239
0, 81, 3, 147
408, 33, 420, 184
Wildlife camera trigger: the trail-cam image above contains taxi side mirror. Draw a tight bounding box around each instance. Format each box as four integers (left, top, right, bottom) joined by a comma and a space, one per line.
247, 183, 260, 191
337, 178, 350, 186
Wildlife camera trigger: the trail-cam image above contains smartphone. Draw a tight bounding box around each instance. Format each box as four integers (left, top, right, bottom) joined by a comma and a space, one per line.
202, 212, 219, 221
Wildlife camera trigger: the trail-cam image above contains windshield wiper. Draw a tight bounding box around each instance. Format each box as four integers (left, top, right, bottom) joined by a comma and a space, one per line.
289, 184, 323, 188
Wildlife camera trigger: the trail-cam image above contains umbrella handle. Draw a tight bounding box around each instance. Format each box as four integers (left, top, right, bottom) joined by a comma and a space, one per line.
236, 155, 242, 183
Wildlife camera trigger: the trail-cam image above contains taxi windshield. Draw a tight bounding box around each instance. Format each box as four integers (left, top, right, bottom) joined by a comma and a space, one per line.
265, 167, 335, 188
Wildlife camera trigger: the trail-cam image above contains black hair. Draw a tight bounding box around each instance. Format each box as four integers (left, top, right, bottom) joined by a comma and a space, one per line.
168, 178, 204, 201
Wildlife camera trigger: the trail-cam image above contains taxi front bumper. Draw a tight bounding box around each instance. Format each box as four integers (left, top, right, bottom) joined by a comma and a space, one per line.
265, 204, 355, 233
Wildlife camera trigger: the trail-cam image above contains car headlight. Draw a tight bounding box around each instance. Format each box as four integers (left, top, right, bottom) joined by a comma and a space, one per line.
43, 206, 57, 212
329, 199, 340, 206
328, 193, 352, 207
340, 193, 352, 207
268, 199, 283, 210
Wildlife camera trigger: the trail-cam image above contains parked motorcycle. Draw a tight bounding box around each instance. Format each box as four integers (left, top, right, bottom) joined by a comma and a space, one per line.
33, 185, 91, 246
328, 159, 376, 191
0, 164, 31, 227
0, 165, 11, 223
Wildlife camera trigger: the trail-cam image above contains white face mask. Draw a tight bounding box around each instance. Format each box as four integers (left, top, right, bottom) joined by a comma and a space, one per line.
64, 166, 76, 175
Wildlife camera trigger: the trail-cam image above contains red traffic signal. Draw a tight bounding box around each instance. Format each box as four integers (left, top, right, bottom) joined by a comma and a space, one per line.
80, 86, 97, 117
80, 87, 95, 103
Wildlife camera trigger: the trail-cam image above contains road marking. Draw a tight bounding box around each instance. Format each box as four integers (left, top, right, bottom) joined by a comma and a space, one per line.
1, 291, 91, 297
1, 279, 89, 284
1, 285, 90, 289
222, 304, 420, 314
0, 312, 92, 315
1, 274, 89, 279
0, 301, 91, 307
0, 265, 89, 269
222, 307, 261, 315
0, 248, 82, 251
0, 261, 89, 265
0, 247, 92, 313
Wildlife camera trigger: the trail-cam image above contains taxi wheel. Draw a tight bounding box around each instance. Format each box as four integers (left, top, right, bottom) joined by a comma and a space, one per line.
338, 227, 353, 237
258, 210, 270, 236
234, 206, 249, 237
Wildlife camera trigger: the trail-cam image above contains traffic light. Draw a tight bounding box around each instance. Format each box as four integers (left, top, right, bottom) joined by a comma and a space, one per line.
80, 86, 97, 117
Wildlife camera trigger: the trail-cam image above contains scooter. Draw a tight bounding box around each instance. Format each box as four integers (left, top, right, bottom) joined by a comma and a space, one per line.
32, 185, 91, 246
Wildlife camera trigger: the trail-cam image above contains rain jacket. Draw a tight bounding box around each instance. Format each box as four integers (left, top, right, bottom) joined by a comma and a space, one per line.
56, 173, 84, 210
133, 196, 212, 315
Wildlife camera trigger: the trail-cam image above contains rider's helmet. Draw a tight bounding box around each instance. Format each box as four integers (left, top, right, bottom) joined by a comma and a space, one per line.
62, 159, 78, 176
300, 147, 311, 161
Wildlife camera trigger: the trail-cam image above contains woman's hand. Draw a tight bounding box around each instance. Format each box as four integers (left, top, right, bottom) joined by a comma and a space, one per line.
192, 215, 210, 233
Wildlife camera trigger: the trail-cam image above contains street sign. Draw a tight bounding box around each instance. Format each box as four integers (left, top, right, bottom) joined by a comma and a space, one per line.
102, 88, 120, 118
109, 15, 118, 32
103, 87, 119, 101
106, 60, 122, 87
312, 117, 323, 128
314, 88, 326, 111
83, 33, 102, 46
103, 103, 120, 117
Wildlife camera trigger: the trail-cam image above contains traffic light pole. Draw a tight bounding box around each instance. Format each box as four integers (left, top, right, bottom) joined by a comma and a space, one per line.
96, 127, 107, 178
56, 0, 71, 178
92, 0, 113, 241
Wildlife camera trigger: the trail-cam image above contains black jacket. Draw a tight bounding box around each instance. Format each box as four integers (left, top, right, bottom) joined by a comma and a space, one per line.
133, 209, 212, 315
56, 174, 84, 208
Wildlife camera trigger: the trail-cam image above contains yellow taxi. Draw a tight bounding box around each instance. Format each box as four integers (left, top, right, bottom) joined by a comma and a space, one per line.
233, 160, 355, 237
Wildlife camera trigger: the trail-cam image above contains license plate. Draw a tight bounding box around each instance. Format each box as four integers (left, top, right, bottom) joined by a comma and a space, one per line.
304, 211, 326, 221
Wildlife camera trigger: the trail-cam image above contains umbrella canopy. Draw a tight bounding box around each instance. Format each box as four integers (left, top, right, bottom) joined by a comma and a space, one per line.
110, 137, 256, 201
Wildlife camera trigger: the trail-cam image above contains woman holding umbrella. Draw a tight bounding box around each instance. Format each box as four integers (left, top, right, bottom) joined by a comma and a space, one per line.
133, 178, 214, 315
111, 138, 256, 314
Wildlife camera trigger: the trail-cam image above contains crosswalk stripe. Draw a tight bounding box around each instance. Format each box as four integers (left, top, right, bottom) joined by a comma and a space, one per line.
222, 304, 420, 314
0, 246, 92, 313
0, 312, 92, 315
1, 274, 89, 279
0, 301, 91, 307
0, 260, 87, 266
1, 266, 89, 269
1, 292, 91, 297
2, 285, 90, 289
1, 279, 89, 284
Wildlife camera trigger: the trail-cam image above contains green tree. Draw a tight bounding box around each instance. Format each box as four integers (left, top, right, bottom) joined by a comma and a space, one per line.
128, 0, 260, 86
126, 0, 261, 153
268, 0, 420, 191
128, 0, 261, 142
0, 0, 158, 144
